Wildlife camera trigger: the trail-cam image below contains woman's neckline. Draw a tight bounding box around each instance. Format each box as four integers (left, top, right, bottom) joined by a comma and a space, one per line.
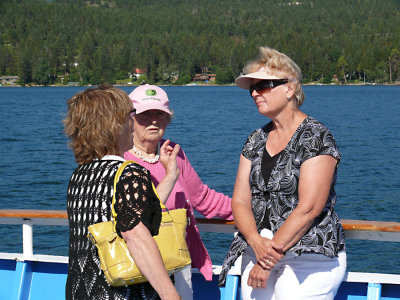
265, 116, 310, 156
130, 143, 160, 164
100, 155, 125, 161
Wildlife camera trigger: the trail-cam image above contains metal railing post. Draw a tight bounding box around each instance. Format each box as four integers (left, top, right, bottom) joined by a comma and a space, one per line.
22, 218, 33, 258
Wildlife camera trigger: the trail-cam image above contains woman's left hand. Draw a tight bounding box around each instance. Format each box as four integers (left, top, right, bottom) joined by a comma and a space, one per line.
159, 140, 180, 178
248, 234, 283, 270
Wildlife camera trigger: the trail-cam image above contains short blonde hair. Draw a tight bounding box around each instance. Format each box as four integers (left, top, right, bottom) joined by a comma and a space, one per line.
63, 84, 132, 165
244, 46, 305, 106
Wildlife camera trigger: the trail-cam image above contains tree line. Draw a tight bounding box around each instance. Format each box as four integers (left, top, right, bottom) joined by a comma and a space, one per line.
0, 0, 399, 86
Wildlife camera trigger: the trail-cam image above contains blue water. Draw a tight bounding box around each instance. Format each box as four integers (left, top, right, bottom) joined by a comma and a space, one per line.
0, 86, 399, 274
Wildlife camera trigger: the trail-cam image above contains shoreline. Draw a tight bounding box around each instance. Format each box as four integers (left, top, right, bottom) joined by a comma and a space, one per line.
1, 82, 399, 88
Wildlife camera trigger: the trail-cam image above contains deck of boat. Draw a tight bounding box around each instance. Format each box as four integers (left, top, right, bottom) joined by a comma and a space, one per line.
0, 209, 399, 300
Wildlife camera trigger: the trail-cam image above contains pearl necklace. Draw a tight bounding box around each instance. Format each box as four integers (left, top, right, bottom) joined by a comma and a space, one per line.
132, 143, 160, 164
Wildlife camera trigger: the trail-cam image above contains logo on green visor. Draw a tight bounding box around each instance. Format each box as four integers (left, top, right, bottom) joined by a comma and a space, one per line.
145, 89, 157, 96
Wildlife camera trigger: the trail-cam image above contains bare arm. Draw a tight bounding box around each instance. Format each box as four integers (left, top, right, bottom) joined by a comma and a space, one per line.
156, 140, 180, 203
121, 222, 181, 300
272, 155, 338, 252
232, 155, 258, 243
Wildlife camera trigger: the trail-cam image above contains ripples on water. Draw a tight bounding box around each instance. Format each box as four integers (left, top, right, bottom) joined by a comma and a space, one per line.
0, 86, 399, 274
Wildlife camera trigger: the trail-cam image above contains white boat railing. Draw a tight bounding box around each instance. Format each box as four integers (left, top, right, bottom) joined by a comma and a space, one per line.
0, 210, 68, 258
1, 209, 400, 259
1, 209, 400, 300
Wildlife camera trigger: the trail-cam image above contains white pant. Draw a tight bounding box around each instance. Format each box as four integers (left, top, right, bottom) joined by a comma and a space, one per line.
174, 265, 193, 300
241, 229, 347, 300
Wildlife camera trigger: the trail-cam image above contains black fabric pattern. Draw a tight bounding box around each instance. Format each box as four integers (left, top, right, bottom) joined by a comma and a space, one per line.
66, 160, 163, 300
219, 116, 346, 286
114, 166, 161, 236
259, 149, 282, 230
261, 147, 283, 187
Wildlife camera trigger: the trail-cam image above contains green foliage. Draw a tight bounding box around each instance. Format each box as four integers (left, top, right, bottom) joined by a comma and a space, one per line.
32, 57, 52, 85
215, 67, 234, 85
389, 49, 400, 83
137, 75, 149, 85
115, 70, 128, 81
1, 0, 400, 85
174, 74, 192, 85
337, 56, 348, 84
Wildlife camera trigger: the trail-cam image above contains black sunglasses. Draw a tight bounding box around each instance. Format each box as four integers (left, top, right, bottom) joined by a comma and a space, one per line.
249, 79, 288, 96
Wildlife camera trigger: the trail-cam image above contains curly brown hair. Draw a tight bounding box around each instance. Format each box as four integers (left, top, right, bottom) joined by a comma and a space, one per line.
63, 84, 132, 165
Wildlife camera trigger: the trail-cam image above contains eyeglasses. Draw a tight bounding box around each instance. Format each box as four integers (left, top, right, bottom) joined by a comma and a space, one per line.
249, 79, 288, 96
134, 110, 169, 122
129, 109, 136, 118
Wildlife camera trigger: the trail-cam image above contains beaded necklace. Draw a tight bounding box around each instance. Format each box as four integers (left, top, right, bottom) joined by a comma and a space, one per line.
131, 143, 160, 164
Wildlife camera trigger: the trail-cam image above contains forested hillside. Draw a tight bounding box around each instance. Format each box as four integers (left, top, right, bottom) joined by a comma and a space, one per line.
1, 0, 399, 85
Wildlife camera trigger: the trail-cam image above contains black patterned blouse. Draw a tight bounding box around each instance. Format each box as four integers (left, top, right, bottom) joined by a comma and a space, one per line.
66, 157, 163, 300
219, 116, 345, 286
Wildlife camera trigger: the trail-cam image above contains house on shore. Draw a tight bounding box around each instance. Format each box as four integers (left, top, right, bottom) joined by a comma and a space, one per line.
192, 73, 216, 82
130, 68, 148, 80
0, 76, 19, 85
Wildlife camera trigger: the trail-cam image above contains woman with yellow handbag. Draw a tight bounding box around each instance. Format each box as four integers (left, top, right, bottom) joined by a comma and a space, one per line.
64, 84, 182, 299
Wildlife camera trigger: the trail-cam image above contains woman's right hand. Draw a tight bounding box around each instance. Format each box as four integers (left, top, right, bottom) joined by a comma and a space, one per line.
248, 234, 284, 270
248, 262, 271, 289
156, 140, 180, 203
159, 139, 180, 179
232, 154, 284, 269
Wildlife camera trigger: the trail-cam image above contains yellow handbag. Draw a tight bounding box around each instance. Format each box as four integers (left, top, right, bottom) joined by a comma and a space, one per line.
88, 160, 191, 286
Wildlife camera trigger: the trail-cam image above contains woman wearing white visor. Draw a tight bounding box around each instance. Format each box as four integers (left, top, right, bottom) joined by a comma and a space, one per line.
219, 46, 346, 300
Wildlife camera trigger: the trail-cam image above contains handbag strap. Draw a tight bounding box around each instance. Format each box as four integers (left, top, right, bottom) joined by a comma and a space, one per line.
111, 160, 166, 231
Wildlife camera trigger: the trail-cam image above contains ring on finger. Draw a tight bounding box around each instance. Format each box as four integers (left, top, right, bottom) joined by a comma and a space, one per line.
266, 259, 270, 265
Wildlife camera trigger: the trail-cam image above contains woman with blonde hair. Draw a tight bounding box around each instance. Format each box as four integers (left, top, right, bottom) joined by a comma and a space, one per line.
219, 47, 346, 299
64, 84, 182, 300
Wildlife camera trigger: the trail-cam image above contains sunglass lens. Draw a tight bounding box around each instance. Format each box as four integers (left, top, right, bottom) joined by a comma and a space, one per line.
249, 81, 270, 96
249, 80, 288, 96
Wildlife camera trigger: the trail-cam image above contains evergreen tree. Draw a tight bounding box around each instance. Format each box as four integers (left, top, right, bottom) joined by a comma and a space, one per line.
0, 0, 399, 85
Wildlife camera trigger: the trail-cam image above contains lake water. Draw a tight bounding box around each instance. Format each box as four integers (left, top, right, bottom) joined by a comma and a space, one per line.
0, 85, 399, 275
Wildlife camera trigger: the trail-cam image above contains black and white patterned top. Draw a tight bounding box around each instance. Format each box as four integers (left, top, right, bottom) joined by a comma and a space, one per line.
219, 116, 345, 286
66, 157, 163, 300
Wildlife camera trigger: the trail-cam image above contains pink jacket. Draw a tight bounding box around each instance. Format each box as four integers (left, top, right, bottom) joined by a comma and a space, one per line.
124, 139, 233, 280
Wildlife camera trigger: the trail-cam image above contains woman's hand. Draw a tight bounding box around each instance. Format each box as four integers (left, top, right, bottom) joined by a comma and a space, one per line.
232, 155, 283, 268
248, 234, 283, 270
159, 139, 180, 179
247, 262, 271, 289
156, 140, 180, 203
